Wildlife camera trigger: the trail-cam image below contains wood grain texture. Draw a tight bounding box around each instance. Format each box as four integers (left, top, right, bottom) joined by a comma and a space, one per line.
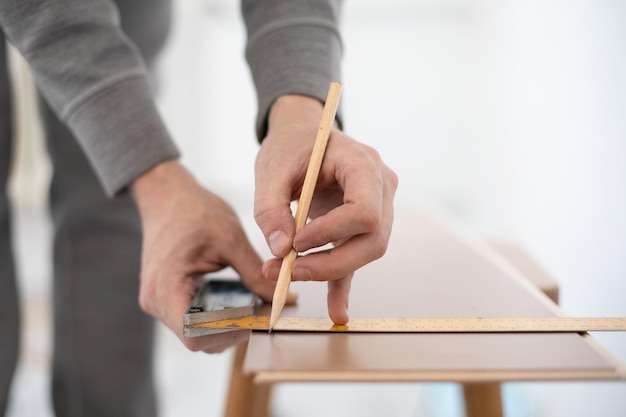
246, 206, 625, 382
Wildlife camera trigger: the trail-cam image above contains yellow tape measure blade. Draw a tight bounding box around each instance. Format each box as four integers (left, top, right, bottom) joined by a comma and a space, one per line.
188, 316, 626, 333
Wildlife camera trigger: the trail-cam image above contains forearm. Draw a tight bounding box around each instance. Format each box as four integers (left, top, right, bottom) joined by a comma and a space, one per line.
0, 0, 179, 195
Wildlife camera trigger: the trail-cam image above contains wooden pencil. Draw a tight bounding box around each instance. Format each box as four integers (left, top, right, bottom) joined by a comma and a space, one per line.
268, 81, 343, 331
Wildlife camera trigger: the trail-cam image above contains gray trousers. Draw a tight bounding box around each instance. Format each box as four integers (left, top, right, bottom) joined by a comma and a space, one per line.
0, 1, 172, 416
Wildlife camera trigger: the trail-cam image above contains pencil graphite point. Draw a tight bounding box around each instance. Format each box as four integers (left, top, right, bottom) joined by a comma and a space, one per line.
268, 248, 296, 331
268, 300, 283, 332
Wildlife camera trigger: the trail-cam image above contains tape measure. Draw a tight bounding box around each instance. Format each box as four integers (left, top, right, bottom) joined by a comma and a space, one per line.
187, 316, 626, 334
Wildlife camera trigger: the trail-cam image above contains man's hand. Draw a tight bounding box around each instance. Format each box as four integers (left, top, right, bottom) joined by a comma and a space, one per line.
131, 160, 289, 353
254, 95, 398, 325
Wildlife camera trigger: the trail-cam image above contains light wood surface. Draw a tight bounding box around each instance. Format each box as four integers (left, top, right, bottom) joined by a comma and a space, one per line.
269, 81, 343, 329
489, 241, 560, 303
246, 206, 625, 382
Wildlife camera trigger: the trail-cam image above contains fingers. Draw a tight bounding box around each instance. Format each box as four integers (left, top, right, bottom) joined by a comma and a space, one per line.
254, 195, 295, 258
226, 233, 276, 302
255, 109, 397, 328
254, 143, 299, 257
135, 162, 300, 353
293, 191, 381, 253
263, 164, 396, 283
327, 275, 352, 325
260, 260, 353, 325
285, 231, 387, 283
261, 153, 395, 332
294, 140, 393, 253
139, 271, 213, 352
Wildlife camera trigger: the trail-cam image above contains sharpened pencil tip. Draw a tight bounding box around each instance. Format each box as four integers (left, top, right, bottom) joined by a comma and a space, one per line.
268, 315, 278, 333
269, 297, 284, 334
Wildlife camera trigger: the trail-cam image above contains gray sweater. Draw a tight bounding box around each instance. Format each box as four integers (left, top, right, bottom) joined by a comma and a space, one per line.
0, 0, 342, 196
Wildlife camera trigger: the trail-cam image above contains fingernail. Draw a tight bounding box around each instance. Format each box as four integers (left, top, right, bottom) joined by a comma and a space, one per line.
339, 302, 350, 325
262, 263, 281, 280
339, 298, 348, 317
269, 230, 288, 256
292, 266, 313, 281
294, 241, 314, 252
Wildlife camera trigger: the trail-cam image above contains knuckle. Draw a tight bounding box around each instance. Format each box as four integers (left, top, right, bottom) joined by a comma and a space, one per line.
209, 215, 245, 251
363, 144, 382, 164
310, 227, 334, 249
386, 166, 399, 191
138, 277, 156, 316
324, 258, 346, 282
357, 208, 382, 232
253, 203, 283, 232
218, 228, 240, 251
138, 293, 152, 315
368, 235, 389, 260
253, 202, 271, 227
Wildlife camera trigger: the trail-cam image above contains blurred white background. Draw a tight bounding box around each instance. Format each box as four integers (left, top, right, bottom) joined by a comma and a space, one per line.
7, 0, 626, 416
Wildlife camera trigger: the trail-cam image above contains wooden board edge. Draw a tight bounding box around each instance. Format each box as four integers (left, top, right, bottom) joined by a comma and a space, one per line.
580, 333, 626, 380
251, 369, 623, 384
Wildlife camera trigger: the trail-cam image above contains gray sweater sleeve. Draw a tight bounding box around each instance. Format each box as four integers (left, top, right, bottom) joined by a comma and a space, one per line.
242, 0, 344, 140
0, 0, 180, 196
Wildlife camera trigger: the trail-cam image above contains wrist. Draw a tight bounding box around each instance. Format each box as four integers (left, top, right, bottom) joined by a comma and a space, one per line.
267, 95, 327, 135
130, 159, 187, 212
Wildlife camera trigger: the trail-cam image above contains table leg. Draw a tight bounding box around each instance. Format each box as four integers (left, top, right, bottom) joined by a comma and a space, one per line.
459, 242, 560, 417
223, 341, 272, 417
462, 383, 504, 417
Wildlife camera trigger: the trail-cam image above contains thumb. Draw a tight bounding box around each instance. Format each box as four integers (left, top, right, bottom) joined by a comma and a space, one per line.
225, 233, 276, 302
254, 176, 296, 258
227, 235, 299, 305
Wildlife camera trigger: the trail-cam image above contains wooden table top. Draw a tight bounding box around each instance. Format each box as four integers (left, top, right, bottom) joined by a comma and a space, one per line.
244, 206, 625, 383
